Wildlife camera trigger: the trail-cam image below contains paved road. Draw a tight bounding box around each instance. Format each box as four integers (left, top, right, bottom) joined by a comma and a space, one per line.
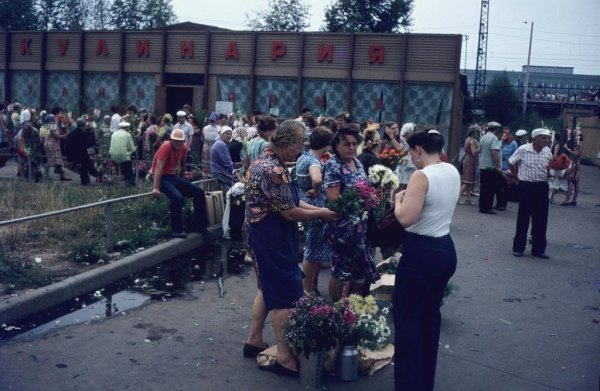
1, 165, 599, 391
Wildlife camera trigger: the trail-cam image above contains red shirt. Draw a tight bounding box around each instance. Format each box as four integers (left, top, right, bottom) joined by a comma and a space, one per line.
151, 142, 188, 175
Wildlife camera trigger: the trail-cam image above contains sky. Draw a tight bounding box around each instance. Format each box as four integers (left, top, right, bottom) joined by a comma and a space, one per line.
172, 0, 600, 76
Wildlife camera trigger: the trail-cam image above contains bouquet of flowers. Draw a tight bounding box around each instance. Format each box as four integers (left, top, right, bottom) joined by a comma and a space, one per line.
549, 153, 571, 171
327, 179, 380, 221
39, 124, 51, 139
377, 147, 406, 170
137, 162, 148, 177
184, 170, 203, 182
336, 294, 391, 349
286, 296, 345, 358
369, 164, 399, 220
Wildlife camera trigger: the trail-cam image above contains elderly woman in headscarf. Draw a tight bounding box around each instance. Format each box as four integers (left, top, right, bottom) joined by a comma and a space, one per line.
15, 121, 42, 181
229, 127, 246, 168
211, 126, 242, 194
43, 114, 70, 181
396, 122, 417, 191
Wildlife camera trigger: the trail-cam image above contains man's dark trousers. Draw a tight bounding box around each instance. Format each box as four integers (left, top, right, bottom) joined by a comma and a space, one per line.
159, 175, 208, 234
479, 169, 500, 212
513, 181, 549, 255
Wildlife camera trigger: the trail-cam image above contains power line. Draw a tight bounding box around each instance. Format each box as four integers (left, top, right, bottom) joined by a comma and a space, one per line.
491, 25, 600, 38
493, 33, 600, 47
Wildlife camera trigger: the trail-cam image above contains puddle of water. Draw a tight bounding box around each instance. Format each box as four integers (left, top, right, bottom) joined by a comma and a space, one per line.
0, 241, 250, 342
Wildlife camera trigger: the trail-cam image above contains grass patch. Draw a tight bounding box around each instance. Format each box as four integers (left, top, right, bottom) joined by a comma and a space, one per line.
0, 253, 52, 293
65, 240, 106, 264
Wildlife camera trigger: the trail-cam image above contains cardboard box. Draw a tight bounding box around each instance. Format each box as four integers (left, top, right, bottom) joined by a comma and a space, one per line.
205, 191, 225, 226
370, 274, 395, 303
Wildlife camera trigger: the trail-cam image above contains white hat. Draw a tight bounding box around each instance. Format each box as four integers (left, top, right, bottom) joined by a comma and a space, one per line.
515, 130, 527, 137
118, 122, 130, 128
176, 111, 187, 117
170, 128, 185, 141
486, 121, 501, 129
219, 126, 232, 136
531, 128, 551, 139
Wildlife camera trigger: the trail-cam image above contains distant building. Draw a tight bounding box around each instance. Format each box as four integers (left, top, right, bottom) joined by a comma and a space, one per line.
465, 67, 600, 99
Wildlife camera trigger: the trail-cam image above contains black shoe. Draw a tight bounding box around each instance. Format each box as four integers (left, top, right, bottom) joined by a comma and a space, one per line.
495, 206, 506, 211
513, 251, 523, 257
60, 177, 72, 181
271, 361, 299, 378
532, 253, 550, 259
569, 201, 577, 206
480, 209, 497, 215
243, 343, 268, 358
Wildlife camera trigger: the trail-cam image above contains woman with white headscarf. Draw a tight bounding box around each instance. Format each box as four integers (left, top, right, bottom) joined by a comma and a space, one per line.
210, 126, 242, 194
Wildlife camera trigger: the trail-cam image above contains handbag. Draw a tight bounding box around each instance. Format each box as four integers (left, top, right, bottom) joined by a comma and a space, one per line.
367, 204, 404, 249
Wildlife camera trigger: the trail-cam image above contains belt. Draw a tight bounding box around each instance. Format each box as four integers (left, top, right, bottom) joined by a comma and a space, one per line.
520, 180, 548, 185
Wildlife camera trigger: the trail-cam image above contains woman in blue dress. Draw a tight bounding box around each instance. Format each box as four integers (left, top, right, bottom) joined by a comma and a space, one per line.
323, 126, 381, 301
243, 121, 337, 377
296, 126, 335, 296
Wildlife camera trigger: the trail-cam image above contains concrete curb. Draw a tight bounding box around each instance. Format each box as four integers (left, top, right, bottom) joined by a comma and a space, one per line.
0, 225, 221, 326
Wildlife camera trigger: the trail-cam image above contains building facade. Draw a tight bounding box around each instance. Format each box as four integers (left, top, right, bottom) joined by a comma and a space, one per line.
0, 29, 464, 160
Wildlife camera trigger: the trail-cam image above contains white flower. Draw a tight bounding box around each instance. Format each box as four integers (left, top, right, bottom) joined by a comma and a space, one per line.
382, 307, 389, 315
35, 257, 42, 264
93, 291, 103, 299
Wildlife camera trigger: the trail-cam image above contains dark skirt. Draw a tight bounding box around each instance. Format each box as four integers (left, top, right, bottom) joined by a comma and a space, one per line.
250, 211, 303, 312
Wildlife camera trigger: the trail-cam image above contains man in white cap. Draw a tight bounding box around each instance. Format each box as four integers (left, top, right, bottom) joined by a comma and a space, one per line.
515, 130, 528, 147
508, 128, 552, 259
151, 128, 209, 238
478, 121, 503, 214
174, 110, 194, 149
109, 122, 137, 186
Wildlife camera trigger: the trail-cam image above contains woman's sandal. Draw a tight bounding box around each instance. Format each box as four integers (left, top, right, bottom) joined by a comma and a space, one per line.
560, 202, 570, 206
272, 361, 299, 378
569, 201, 577, 206
243, 342, 269, 358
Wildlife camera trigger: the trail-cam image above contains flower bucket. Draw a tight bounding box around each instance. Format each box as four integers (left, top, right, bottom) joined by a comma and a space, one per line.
337, 344, 359, 382
299, 351, 324, 389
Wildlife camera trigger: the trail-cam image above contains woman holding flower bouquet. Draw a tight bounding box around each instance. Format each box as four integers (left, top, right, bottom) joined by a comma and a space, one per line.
43, 114, 70, 181
393, 130, 460, 391
324, 126, 381, 301
397, 122, 417, 191
244, 121, 337, 377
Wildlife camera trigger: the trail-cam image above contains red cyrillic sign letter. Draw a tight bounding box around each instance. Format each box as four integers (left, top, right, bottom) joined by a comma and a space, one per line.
271, 41, 286, 60
96, 39, 108, 56
57, 39, 69, 56
180, 41, 193, 58
136, 40, 149, 57
318, 43, 333, 63
369, 45, 384, 64
21, 39, 32, 55
225, 42, 239, 60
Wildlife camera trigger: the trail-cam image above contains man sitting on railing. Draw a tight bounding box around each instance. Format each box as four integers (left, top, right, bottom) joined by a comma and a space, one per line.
151, 128, 209, 238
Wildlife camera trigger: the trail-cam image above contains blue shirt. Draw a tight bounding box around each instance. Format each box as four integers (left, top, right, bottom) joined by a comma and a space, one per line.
501, 140, 518, 170
210, 137, 235, 175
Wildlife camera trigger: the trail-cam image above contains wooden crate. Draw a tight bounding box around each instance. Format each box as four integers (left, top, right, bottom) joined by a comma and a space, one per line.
370, 274, 395, 303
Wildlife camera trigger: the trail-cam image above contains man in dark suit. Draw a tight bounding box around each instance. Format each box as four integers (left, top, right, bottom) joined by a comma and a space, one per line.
66, 118, 99, 185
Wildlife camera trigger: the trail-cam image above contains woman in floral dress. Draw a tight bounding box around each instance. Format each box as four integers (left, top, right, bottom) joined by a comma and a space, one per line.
323, 126, 380, 301
296, 126, 334, 296
43, 114, 70, 181
458, 125, 480, 205
95, 116, 112, 177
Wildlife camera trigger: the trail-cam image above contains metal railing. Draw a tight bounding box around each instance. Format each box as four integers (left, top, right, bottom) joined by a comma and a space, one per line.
0, 177, 220, 251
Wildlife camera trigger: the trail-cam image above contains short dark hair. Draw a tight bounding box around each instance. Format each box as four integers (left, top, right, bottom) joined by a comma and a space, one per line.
301, 107, 311, 114
257, 116, 277, 134
305, 115, 317, 129
110, 105, 119, 114
127, 104, 138, 113
309, 126, 334, 150
218, 113, 227, 121
319, 117, 338, 133
149, 114, 158, 125
331, 126, 364, 157
51, 106, 62, 115
336, 113, 352, 123
406, 130, 444, 154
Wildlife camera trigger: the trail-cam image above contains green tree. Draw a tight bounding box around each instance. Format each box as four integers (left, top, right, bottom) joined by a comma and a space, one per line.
86, 0, 113, 30
0, 0, 40, 31
482, 72, 520, 126
323, 0, 413, 33
142, 0, 178, 29
63, 0, 87, 30
110, 0, 144, 30
38, 0, 66, 30
246, 0, 310, 32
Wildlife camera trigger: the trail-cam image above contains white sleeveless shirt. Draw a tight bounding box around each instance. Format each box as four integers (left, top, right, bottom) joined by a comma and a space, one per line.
405, 162, 460, 238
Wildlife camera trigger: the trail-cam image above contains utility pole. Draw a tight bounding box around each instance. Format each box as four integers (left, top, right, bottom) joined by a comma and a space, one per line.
522, 21, 534, 114
463, 35, 469, 73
